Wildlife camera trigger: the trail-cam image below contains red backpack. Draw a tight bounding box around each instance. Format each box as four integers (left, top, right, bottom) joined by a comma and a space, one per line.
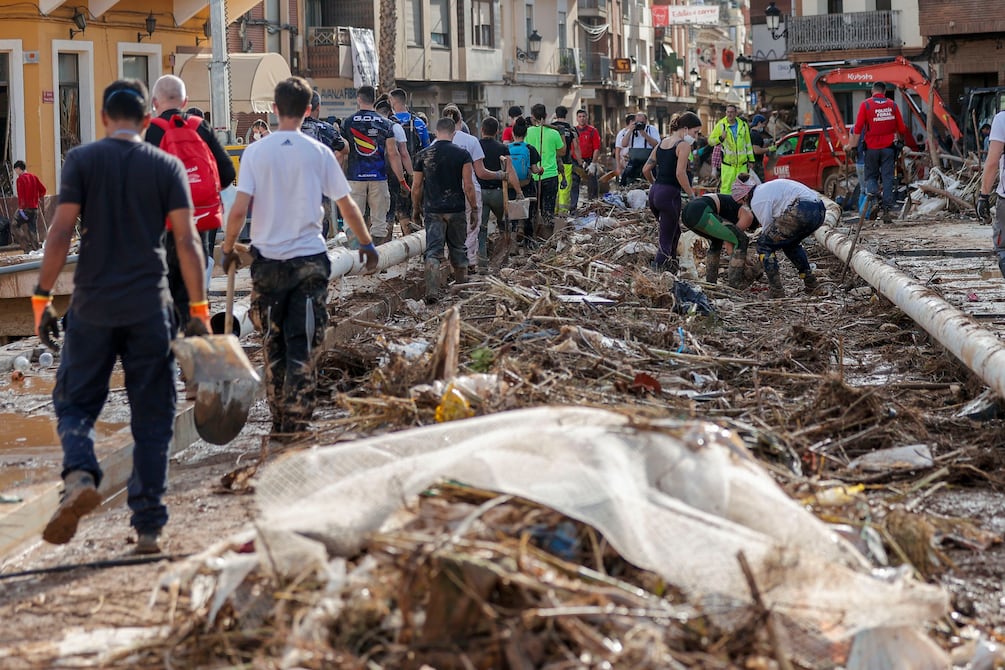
150, 115, 222, 231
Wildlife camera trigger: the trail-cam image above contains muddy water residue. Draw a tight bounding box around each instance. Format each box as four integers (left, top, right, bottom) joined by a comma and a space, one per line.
1, 370, 126, 397
0, 414, 127, 451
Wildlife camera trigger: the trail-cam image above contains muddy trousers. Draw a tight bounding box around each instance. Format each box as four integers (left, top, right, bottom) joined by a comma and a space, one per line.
682, 200, 747, 273
992, 203, 1005, 278
12, 207, 41, 252
54, 307, 177, 534
757, 199, 825, 276
530, 176, 559, 236
424, 210, 469, 267
480, 188, 505, 265
649, 182, 683, 266
250, 251, 331, 433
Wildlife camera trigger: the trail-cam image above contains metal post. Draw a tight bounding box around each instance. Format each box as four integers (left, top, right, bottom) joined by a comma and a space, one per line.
209, 0, 233, 145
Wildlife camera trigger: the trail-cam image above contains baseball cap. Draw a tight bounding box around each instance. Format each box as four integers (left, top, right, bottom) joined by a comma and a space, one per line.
751, 114, 766, 127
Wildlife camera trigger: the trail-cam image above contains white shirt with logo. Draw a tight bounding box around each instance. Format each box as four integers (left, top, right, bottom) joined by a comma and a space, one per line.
237, 130, 351, 260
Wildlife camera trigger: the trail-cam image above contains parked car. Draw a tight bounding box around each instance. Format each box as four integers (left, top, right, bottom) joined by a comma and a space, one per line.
764, 127, 857, 203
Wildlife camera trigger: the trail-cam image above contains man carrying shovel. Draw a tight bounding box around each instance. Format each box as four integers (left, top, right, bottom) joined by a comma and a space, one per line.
32, 79, 208, 554
221, 77, 378, 440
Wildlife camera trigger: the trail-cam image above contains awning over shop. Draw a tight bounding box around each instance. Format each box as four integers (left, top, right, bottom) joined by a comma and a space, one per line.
179, 53, 292, 114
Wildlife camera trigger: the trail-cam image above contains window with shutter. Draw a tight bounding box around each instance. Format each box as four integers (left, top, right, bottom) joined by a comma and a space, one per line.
431, 0, 450, 46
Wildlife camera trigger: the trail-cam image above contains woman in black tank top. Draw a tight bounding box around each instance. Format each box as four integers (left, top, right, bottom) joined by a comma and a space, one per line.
643, 112, 701, 272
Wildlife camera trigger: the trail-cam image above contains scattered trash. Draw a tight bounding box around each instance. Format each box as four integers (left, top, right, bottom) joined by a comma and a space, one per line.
38, 352, 53, 368
0, 494, 23, 504
848, 444, 934, 472
625, 189, 649, 210
967, 292, 980, 302
672, 279, 715, 316
12, 356, 29, 373
956, 389, 1003, 422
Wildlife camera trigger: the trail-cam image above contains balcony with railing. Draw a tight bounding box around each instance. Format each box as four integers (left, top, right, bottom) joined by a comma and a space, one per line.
787, 11, 901, 53
577, 0, 607, 18
581, 51, 609, 83
306, 26, 353, 79
558, 48, 577, 76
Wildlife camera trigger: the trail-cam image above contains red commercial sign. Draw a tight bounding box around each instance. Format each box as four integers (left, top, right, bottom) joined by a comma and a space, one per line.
42, 90, 54, 104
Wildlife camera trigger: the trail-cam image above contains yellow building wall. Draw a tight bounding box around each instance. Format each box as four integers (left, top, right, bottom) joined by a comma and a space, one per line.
0, 2, 210, 190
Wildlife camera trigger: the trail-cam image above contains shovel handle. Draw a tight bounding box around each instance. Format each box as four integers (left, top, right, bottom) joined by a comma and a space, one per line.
224, 261, 236, 336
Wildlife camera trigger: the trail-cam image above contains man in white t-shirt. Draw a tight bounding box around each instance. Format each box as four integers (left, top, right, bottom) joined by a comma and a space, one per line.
977, 110, 1005, 279
377, 96, 414, 237
220, 77, 378, 439
613, 114, 635, 177
443, 104, 508, 269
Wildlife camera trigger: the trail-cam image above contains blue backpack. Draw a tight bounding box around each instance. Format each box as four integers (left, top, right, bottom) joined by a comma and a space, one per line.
509, 141, 532, 181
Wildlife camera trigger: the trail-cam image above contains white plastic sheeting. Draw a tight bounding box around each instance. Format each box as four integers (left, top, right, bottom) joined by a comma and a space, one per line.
255, 406, 947, 646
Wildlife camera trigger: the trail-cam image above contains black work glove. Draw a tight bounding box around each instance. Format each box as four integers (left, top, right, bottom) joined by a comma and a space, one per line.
221, 246, 241, 273
977, 194, 992, 223
184, 318, 210, 337
359, 242, 379, 273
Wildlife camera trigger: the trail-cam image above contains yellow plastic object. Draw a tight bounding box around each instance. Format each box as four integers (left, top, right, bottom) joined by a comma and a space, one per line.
800, 483, 865, 507
434, 384, 475, 423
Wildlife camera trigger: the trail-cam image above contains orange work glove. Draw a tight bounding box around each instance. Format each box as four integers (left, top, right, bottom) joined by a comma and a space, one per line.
188, 300, 211, 336
32, 287, 60, 352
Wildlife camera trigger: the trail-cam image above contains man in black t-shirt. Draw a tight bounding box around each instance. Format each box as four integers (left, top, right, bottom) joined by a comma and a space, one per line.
32, 79, 208, 555
412, 117, 477, 302
748, 114, 770, 183
478, 116, 522, 269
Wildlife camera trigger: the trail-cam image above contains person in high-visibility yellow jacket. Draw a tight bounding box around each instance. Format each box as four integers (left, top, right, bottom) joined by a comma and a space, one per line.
708, 104, 755, 194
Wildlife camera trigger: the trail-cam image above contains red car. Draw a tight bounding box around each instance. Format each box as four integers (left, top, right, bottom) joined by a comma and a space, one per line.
764, 127, 856, 201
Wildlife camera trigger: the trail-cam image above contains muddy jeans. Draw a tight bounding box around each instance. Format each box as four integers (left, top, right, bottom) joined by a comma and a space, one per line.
993, 201, 1005, 263
480, 188, 505, 265
12, 208, 41, 253
54, 306, 177, 534
425, 211, 469, 268
864, 146, 896, 211
757, 198, 825, 274
250, 250, 331, 432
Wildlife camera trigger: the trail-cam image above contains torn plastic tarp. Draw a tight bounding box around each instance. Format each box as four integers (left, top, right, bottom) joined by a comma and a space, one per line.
254, 407, 947, 651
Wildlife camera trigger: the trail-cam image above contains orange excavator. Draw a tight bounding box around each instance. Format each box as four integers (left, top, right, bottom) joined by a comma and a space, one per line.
801, 56, 962, 150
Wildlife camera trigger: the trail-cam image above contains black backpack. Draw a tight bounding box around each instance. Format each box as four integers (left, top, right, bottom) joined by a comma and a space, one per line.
402, 113, 426, 157
552, 121, 577, 163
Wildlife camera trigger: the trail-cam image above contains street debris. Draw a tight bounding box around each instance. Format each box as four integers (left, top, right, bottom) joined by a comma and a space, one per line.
5, 205, 1005, 668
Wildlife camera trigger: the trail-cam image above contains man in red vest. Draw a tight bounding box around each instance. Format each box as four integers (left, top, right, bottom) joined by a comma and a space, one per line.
846, 82, 915, 223
13, 160, 46, 252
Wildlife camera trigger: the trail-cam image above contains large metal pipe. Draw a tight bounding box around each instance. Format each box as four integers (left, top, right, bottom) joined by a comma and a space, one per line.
815, 200, 1005, 399
211, 231, 427, 337
0, 255, 78, 276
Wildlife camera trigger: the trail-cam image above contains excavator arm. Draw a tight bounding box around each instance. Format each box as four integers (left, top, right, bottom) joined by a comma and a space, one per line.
801, 56, 962, 149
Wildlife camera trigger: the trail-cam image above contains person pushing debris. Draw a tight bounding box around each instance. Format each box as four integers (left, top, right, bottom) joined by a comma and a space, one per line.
681, 191, 756, 287
33, 79, 209, 554
221, 77, 377, 440
731, 173, 825, 298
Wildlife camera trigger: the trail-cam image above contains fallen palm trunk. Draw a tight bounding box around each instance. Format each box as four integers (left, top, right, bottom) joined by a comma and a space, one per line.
816, 201, 1005, 399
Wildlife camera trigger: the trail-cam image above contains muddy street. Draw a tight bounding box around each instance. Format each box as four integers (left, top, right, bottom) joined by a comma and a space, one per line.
1, 208, 1005, 668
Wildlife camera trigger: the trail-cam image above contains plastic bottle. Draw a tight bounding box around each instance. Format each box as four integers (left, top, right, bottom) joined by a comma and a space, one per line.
434, 384, 475, 423
39, 352, 54, 368
13, 356, 29, 372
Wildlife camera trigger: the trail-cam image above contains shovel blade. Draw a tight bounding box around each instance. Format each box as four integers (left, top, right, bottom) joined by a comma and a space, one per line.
193, 380, 257, 445
172, 334, 260, 385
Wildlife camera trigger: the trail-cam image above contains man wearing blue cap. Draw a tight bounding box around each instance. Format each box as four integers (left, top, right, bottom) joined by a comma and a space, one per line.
748, 114, 771, 183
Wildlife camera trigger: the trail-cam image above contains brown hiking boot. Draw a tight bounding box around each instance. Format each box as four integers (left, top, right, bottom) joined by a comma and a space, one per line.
726, 257, 746, 289
134, 532, 162, 555
43, 471, 102, 545
453, 266, 468, 285
765, 266, 785, 298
